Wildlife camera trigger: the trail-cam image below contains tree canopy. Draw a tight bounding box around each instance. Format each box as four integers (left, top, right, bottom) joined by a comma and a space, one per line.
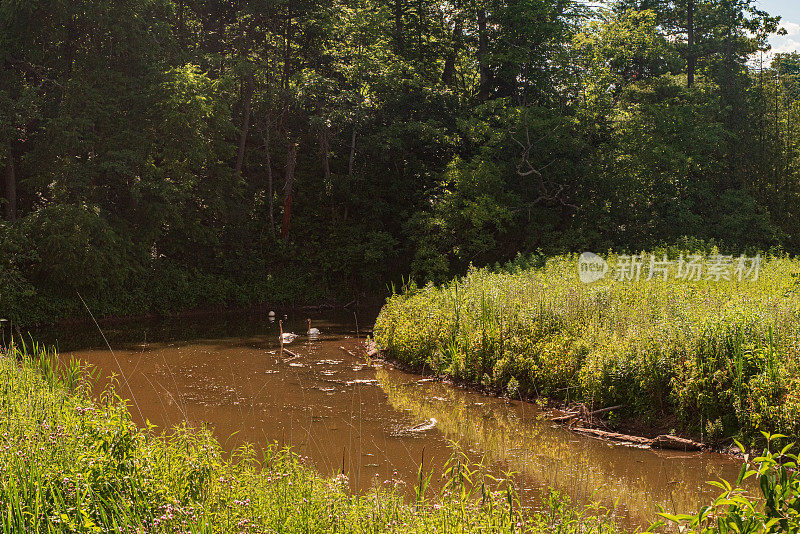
0, 0, 798, 323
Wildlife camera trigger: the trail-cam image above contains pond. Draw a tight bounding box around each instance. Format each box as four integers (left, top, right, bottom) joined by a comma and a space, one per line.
37, 311, 748, 531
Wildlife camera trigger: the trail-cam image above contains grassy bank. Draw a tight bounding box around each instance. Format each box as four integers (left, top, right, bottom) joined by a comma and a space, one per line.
373, 252, 800, 443
0, 342, 621, 533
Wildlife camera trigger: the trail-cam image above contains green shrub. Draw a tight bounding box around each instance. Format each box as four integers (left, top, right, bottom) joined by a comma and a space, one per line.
374, 253, 800, 442
652, 433, 800, 533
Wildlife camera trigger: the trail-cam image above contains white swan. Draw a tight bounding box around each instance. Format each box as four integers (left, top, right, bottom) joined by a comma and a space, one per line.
307, 318, 320, 337
281, 332, 298, 343
279, 320, 298, 344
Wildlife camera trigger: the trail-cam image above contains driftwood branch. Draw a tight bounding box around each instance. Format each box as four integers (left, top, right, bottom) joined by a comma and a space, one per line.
338, 346, 357, 358
552, 404, 704, 451
572, 427, 653, 446
551, 403, 624, 424
572, 428, 705, 451
588, 404, 624, 416
280, 347, 300, 359
510, 122, 577, 210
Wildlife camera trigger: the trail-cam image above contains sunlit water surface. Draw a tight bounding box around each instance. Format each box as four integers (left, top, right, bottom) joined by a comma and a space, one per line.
35, 311, 748, 531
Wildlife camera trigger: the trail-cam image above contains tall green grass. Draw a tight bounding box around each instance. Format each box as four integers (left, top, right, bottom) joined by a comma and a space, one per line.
653, 433, 800, 533
0, 342, 620, 533
374, 252, 800, 443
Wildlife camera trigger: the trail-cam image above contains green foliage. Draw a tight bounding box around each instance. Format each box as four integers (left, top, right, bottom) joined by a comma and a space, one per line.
0, 0, 798, 326
374, 253, 800, 442
652, 433, 800, 533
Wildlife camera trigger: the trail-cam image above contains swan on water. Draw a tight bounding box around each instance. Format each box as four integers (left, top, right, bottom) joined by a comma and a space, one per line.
307, 318, 320, 337
281, 332, 298, 343
279, 320, 298, 344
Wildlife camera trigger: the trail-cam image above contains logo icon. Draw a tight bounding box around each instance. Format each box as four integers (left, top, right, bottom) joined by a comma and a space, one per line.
578, 252, 608, 283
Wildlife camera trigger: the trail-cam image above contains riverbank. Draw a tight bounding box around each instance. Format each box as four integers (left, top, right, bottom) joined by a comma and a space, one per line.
371, 346, 710, 453
8, 297, 380, 331
372, 252, 800, 447
0, 342, 622, 533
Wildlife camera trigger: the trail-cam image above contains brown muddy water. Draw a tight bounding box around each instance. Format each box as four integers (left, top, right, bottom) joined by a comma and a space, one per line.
38, 311, 749, 531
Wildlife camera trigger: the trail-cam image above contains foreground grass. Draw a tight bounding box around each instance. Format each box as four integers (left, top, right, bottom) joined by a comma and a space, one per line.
374, 252, 800, 443
0, 342, 620, 533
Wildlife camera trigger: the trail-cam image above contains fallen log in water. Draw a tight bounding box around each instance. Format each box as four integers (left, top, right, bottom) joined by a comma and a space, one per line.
551, 413, 579, 423
571, 427, 705, 450
392, 418, 438, 436
409, 418, 437, 432
572, 427, 653, 446
651, 434, 704, 451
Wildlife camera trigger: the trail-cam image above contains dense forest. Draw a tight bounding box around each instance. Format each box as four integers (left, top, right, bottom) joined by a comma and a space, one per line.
1, 0, 798, 324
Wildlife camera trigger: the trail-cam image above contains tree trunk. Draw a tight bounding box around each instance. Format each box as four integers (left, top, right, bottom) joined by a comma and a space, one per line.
177, 0, 185, 49
319, 128, 331, 193
264, 122, 275, 235
235, 77, 254, 176
281, 142, 297, 241
282, 1, 294, 94
687, 0, 695, 87
64, 17, 76, 77
477, 7, 490, 101
393, 0, 405, 53
443, 14, 462, 86
345, 128, 356, 223
3, 150, 16, 221
348, 128, 356, 179
416, 0, 423, 57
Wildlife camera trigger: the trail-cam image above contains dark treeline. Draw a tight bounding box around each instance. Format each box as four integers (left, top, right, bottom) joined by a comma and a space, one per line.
0, 0, 798, 324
